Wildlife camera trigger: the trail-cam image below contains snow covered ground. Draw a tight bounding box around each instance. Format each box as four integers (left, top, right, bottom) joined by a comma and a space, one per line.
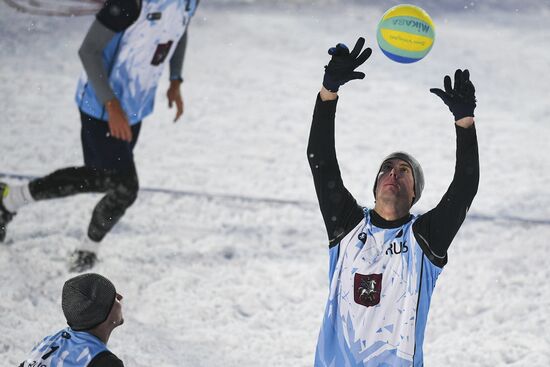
1, 1, 549, 366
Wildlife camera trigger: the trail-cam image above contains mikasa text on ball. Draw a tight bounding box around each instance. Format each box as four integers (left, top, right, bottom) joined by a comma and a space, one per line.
376, 4, 435, 63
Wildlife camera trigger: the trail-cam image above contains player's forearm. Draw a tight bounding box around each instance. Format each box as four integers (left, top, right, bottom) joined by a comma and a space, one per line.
307, 94, 338, 161
169, 31, 187, 81
78, 20, 117, 105
448, 124, 480, 211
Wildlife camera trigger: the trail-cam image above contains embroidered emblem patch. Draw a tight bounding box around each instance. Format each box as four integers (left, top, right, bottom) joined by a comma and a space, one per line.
354, 273, 382, 307
147, 12, 162, 21
151, 40, 174, 66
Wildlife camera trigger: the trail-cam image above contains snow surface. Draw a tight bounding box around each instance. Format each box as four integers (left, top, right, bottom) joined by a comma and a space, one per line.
1, 1, 550, 366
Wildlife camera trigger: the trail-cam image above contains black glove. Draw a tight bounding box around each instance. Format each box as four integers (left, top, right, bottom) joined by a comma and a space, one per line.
323, 37, 372, 92
430, 69, 476, 121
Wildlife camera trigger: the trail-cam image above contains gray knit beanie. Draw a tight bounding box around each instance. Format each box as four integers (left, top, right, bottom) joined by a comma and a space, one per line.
62, 273, 116, 331
373, 151, 425, 206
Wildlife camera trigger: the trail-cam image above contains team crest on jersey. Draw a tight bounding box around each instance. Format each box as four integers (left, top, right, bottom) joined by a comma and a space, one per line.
151, 41, 174, 66
147, 12, 162, 21
354, 273, 382, 307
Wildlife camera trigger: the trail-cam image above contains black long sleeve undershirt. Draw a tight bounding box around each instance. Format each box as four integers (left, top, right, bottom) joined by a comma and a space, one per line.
19, 349, 124, 367
307, 95, 364, 247
88, 350, 124, 367
307, 94, 479, 267
412, 121, 479, 266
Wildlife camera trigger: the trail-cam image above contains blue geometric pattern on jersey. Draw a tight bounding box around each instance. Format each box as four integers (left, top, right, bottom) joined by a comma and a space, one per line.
76, 0, 195, 125
327, 244, 340, 282
413, 255, 442, 366
186, 0, 199, 16
315, 208, 443, 366
21, 328, 108, 367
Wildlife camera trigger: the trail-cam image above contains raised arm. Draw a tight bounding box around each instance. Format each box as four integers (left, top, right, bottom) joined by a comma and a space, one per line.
414, 69, 479, 266
307, 38, 372, 246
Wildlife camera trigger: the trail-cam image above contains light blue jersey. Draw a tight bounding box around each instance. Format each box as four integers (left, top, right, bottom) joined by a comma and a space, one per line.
20, 328, 108, 367
76, 0, 198, 124
315, 209, 442, 366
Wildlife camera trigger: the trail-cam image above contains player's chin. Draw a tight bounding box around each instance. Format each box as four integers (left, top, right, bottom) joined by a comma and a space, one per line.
380, 185, 399, 195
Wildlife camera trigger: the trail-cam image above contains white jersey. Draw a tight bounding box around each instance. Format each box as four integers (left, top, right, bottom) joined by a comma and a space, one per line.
315, 209, 442, 366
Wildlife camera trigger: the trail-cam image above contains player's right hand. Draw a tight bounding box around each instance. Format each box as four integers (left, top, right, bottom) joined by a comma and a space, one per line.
106, 99, 132, 142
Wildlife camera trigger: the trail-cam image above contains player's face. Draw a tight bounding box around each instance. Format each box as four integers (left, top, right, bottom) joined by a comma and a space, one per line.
375, 159, 415, 207
107, 293, 124, 328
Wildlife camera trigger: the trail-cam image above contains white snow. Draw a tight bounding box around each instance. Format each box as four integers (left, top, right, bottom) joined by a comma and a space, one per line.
1, 1, 549, 366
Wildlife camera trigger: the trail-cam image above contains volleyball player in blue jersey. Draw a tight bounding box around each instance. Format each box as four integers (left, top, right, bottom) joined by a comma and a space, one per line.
0, 0, 199, 271
308, 38, 479, 366
19, 273, 125, 367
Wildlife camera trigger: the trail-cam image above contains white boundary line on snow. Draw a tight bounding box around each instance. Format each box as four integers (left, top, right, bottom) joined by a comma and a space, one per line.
3, 0, 101, 16
0, 172, 311, 207
1, 172, 549, 225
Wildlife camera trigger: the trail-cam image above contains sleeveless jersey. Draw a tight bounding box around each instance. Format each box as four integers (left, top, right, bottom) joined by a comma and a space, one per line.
76, 0, 198, 124
20, 328, 108, 367
315, 209, 443, 366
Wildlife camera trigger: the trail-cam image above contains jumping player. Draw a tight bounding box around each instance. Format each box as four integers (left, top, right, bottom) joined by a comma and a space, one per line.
0, 0, 200, 271
308, 38, 479, 365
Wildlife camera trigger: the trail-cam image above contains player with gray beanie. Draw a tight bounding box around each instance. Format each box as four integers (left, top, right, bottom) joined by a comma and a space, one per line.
308, 37, 479, 365
62, 273, 117, 330
19, 273, 125, 367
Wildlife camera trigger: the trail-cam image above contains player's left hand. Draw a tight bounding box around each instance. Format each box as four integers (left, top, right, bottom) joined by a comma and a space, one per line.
430, 69, 476, 122
167, 80, 184, 122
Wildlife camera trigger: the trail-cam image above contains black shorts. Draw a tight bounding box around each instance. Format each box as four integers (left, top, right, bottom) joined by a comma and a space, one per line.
80, 111, 141, 174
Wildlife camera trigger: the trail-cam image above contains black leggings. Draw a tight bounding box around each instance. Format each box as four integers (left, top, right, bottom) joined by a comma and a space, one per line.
29, 167, 139, 242
28, 111, 141, 242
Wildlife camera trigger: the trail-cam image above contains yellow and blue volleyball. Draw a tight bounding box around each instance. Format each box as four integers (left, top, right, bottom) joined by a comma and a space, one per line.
376, 4, 435, 63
